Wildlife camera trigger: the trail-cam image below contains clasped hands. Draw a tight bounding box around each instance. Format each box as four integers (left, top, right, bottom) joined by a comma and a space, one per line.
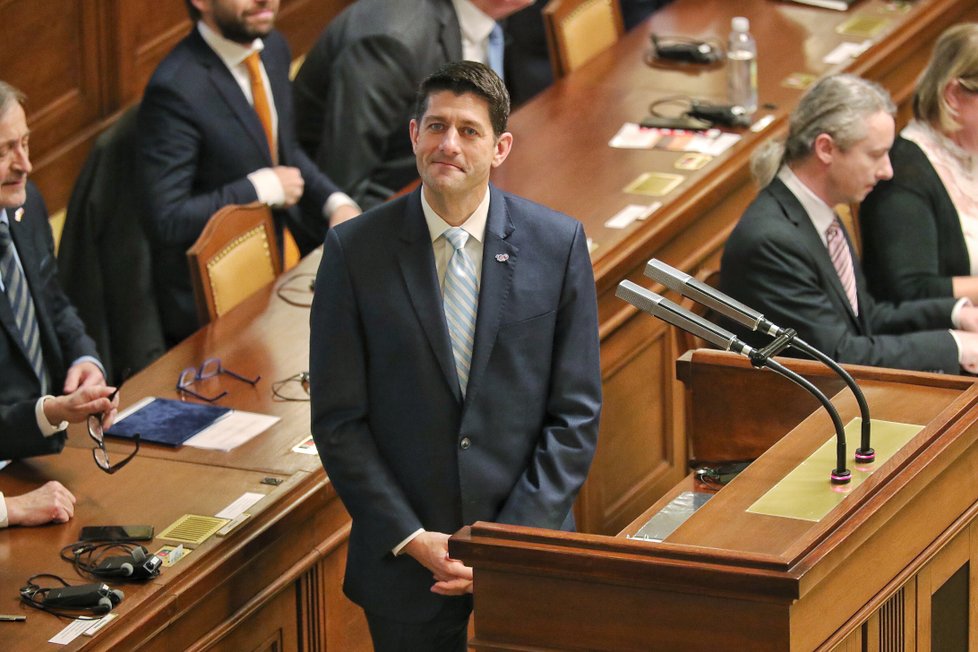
404, 531, 473, 595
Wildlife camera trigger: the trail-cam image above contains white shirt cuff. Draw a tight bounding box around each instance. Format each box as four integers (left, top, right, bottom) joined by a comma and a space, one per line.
0, 493, 7, 528
36, 396, 68, 436
324, 192, 359, 218
393, 528, 425, 556
248, 168, 286, 207
951, 297, 972, 329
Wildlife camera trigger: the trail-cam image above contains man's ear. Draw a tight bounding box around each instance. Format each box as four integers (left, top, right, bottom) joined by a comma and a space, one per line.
409, 119, 420, 154
491, 132, 513, 168
812, 132, 836, 165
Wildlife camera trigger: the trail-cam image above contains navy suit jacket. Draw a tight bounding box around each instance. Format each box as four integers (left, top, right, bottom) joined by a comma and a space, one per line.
310, 185, 601, 621
139, 27, 339, 343
0, 183, 100, 459
721, 177, 961, 373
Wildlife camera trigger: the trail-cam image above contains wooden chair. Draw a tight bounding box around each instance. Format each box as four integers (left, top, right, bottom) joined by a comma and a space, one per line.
542, 0, 625, 79
187, 202, 282, 325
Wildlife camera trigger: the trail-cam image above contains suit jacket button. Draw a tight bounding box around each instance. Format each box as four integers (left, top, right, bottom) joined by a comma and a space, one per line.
459, 437, 471, 450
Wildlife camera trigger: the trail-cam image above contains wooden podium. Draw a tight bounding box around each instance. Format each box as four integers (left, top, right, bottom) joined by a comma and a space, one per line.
452, 350, 978, 651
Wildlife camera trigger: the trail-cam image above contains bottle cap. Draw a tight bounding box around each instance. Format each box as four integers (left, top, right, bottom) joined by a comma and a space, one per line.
732, 16, 749, 32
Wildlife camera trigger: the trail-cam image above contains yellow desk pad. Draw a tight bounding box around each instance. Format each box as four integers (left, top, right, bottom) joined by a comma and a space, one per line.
747, 418, 922, 522
836, 16, 890, 38
624, 172, 684, 197
158, 514, 230, 545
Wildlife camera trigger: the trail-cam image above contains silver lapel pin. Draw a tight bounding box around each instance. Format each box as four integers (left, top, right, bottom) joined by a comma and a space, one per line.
494, 253, 509, 263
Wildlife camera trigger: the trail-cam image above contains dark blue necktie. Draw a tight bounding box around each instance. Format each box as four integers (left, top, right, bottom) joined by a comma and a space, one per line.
0, 220, 46, 388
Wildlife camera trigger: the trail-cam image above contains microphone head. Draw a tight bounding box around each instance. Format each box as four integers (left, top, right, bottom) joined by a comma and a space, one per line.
96, 597, 113, 613
645, 258, 691, 292
109, 588, 124, 604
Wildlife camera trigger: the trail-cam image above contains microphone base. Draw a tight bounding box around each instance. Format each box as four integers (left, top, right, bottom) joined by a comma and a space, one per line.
830, 469, 852, 485
854, 448, 876, 463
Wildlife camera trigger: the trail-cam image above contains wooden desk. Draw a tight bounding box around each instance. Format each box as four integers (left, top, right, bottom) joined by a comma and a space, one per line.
493, 0, 978, 536
0, 252, 369, 651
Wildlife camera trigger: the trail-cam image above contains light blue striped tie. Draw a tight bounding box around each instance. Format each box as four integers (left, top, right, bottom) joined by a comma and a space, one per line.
488, 23, 505, 81
0, 219, 46, 390
442, 227, 478, 395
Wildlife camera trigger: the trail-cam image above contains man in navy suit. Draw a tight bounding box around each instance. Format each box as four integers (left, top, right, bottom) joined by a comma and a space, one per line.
138, 0, 359, 345
0, 81, 117, 526
310, 61, 601, 651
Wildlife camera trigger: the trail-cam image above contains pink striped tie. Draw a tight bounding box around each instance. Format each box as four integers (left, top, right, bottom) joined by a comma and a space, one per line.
826, 219, 858, 316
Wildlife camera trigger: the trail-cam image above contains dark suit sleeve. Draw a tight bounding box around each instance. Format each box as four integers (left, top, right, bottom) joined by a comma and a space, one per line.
265, 33, 340, 220
496, 223, 602, 528
138, 82, 260, 246
310, 228, 424, 555
314, 35, 419, 202
724, 217, 960, 373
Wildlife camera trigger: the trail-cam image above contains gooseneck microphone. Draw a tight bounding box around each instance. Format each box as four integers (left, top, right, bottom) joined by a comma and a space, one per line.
644, 258, 875, 464
617, 281, 852, 484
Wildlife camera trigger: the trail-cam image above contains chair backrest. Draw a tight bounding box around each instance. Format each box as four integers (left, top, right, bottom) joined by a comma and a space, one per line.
542, 0, 624, 79
674, 268, 723, 355
187, 202, 282, 325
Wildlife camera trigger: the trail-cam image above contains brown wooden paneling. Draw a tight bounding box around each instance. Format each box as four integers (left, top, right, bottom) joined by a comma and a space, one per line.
1, 0, 103, 209
110, 0, 191, 107
579, 309, 682, 535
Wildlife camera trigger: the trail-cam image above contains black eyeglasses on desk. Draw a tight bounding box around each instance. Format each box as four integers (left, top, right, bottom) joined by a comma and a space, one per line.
87, 413, 139, 474
176, 357, 260, 402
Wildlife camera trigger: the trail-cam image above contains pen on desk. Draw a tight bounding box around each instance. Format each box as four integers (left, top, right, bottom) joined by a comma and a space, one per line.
0, 614, 26, 621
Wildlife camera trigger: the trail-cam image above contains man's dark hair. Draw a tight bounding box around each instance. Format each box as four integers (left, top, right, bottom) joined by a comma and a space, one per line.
185, 0, 201, 20
414, 61, 510, 137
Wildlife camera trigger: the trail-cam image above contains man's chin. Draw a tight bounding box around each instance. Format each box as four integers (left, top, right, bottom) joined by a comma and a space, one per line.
0, 189, 26, 209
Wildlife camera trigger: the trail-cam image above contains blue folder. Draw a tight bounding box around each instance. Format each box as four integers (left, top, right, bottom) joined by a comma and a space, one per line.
106, 398, 231, 447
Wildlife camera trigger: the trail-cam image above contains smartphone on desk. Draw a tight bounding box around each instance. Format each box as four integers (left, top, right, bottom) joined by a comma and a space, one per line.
79, 524, 154, 541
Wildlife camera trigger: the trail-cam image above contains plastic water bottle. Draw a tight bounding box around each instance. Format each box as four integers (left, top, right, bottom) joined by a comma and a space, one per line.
727, 16, 757, 114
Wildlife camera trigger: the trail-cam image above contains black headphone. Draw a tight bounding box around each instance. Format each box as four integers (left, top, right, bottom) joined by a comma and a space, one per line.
61, 542, 163, 581
20, 574, 124, 618
649, 34, 724, 65
92, 545, 163, 579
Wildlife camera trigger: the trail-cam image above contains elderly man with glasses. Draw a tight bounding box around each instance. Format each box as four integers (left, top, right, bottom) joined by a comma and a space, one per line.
0, 80, 119, 528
